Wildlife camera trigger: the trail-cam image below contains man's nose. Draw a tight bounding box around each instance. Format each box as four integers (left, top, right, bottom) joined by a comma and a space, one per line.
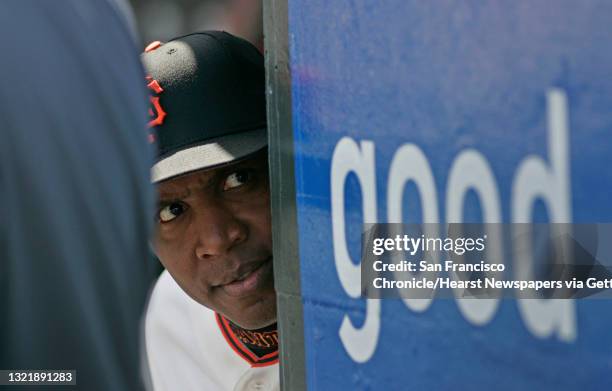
193, 202, 247, 260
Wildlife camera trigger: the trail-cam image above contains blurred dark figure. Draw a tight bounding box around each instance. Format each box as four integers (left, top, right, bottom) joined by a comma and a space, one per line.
131, 0, 263, 51
0, 1, 155, 390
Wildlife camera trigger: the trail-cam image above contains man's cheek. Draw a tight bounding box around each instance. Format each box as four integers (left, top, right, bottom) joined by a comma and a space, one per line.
154, 245, 184, 272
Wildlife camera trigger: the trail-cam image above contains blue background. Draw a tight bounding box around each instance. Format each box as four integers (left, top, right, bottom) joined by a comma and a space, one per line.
289, 1, 612, 390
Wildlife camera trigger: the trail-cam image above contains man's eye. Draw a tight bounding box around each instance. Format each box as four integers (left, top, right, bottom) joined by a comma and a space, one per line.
158, 203, 185, 223
223, 171, 250, 191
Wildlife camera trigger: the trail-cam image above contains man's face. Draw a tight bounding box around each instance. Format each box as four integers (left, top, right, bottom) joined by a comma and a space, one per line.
153, 150, 276, 329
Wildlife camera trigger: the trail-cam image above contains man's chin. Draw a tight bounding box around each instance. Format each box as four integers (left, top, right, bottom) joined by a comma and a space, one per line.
223, 297, 278, 330
238, 317, 277, 330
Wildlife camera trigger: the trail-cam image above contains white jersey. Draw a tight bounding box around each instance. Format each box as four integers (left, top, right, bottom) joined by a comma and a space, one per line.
145, 271, 280, 391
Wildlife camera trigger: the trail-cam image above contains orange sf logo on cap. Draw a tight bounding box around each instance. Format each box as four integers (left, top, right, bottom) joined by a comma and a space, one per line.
146, 76, 167, 129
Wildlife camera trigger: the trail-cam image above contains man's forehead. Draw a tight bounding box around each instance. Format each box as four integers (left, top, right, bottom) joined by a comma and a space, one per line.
158, 168, 213, 195
157, 167, 220, 199
156, 152, 266, 199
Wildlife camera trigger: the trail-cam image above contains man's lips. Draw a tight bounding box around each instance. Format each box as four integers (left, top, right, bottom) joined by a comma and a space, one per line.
216, 257, 273, 298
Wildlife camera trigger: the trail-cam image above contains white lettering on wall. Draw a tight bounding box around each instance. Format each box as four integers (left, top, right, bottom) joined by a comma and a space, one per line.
330, 88, 575, 363
331, 137, 381, 363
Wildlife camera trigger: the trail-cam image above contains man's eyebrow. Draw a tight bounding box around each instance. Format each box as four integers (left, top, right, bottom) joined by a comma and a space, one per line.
158, 188, 191, 202
157, 172, 219, 201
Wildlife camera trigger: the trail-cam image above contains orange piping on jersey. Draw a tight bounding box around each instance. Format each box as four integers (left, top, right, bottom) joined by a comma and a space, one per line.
215, 313, 279, 368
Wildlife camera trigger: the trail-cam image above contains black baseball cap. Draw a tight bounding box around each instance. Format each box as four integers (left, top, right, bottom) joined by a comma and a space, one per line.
142, 31, 267, 183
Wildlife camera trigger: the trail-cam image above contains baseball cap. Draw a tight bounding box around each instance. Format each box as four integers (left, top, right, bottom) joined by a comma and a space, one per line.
142, 31, 267, 183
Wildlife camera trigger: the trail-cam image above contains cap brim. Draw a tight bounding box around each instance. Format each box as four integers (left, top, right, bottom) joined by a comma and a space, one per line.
151, 128, 267, 183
